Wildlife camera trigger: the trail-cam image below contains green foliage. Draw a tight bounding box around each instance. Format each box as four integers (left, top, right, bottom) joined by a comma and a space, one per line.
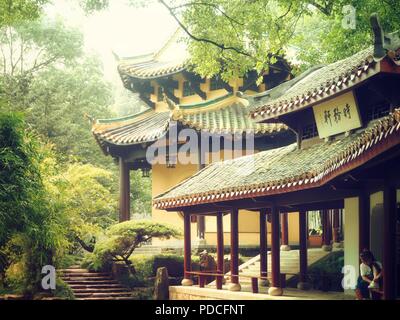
0, 112, 67, 296
83, 221, 181, 275
0, 0, 48, 27
88, 0, 400, 78
0, 17, 114, 166
0, 112, 39, 244
107, 220, 181, 239
131, 254, 185, 279
50, 162, 117, 233
24, 58, 114, 165
0, 2, 151, 298
130, 170, 152, 217
52, 278, 75, 300
309, 250, 344, 275
307, 250, 344, 292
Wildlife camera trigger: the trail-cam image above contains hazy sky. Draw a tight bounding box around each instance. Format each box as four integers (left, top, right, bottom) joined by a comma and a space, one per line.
46, 1, 178, 82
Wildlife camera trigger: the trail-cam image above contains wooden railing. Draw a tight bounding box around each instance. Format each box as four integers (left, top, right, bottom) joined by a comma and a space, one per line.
186, 271, 277, 293
185, 270, 343, 294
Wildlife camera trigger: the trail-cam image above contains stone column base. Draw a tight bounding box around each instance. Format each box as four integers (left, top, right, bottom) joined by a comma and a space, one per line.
268, 286, 283, 296
322, 244, 332, 252
280, 244, 291, 251
228, 283, 241, 291
297, 281, 311, 290
181, 278, 194, 286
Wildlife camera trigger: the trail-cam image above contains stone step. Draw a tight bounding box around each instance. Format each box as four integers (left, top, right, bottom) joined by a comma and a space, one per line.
77, 297, 136, 300
74, 292, 133, 298
63, 279, 120, 285
61, 276, 113, 282
59, 269, 89, 273
69, 283, 126, 289
60, 272, 111, 277
73, 288, 131, 294
61, 266, 136, 300
66, 265, 84, 269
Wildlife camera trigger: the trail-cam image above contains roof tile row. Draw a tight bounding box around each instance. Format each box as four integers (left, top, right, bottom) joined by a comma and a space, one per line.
154, 108, 400, 209
250, 47, 378, 120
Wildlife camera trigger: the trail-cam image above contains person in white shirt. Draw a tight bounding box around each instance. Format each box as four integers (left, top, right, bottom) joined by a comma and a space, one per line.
355, 249, 383, 299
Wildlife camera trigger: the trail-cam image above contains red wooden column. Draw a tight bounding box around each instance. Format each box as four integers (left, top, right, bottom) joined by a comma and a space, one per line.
196, 135, 206, 242
359, 192, 370, 253
259, 209, 269, 286
322, 209, 332, 251
181, 212, 193, 286
297, 210, 310, 290
119, 157, 130, 222
383, 185, 396, 300
268, 206, 283, 296
229, 209, 241, 291
280, 213, 291, 251
216, 212, 224, 290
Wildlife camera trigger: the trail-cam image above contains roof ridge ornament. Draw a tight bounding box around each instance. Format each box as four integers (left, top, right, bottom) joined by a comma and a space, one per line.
371, 13, 400, 64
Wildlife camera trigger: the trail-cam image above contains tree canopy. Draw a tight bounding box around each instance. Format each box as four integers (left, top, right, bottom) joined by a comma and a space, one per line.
83, 0, 400, 79
90, 220, 181, 274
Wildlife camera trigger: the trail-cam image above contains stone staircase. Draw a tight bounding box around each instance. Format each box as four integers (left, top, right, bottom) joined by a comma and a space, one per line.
238, 248, 331, 283
60, 266, 135, 300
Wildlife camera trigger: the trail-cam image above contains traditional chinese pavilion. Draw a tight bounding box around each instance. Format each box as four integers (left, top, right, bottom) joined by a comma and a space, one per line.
153, 16, 400, 299
91, 29, 296, 246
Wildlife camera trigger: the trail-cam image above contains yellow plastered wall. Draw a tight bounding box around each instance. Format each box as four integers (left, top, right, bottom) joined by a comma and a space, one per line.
344, 197, 360, 294
288, 212, 300, 246
152, 161, 198, 245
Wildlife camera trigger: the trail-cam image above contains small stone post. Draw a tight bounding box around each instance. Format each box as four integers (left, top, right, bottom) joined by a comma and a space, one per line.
154, 267, 169, 300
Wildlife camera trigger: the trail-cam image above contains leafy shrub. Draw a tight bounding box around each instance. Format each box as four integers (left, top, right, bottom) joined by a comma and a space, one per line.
131, 254, 187, 279
81, 251, 112, 272
287, 250, 344, 291
81, 221, 182, 275
0, 113, 68, 296
309, 250, 344, 274
53, 278, 75, 300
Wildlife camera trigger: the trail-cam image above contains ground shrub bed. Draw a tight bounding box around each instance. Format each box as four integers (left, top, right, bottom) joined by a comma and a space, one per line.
287, 250, 344, 292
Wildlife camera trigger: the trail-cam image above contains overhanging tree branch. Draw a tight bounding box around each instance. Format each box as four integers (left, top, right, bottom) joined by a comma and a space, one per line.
158, 0, 252, 58
170, 1, 244, 26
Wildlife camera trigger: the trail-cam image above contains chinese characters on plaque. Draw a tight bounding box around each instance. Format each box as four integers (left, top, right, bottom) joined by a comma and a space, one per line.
313, 91, 362, 139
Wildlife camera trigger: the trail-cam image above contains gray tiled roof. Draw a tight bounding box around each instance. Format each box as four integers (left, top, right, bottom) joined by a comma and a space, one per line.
154, 109, 400, 209
92, 101, 287, 153
93, 110, 171, 147
250, 47, 377, 120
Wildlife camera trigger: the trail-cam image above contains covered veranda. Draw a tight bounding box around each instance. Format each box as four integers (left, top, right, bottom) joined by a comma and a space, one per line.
154, 110, 400, 300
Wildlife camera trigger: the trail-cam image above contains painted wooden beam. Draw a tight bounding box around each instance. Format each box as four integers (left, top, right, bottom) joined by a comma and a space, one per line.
119, 158, 130, 222
216, 212, 224, 290
259, 209, 268, 280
